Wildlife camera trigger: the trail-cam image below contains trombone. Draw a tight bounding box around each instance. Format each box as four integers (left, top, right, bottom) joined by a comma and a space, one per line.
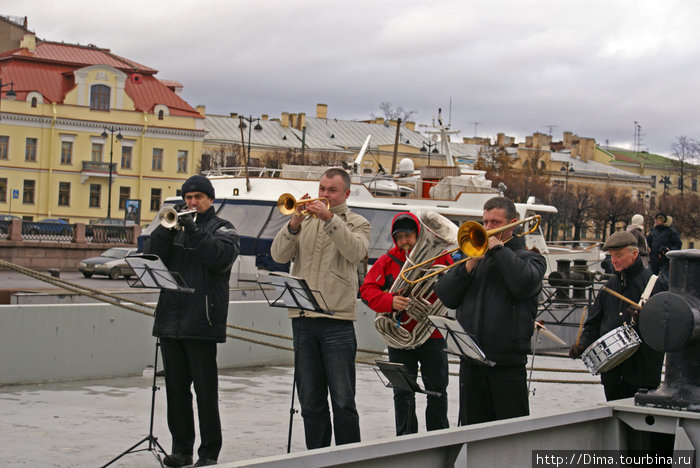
277, 193, 330, 217
400, 215, 541, 285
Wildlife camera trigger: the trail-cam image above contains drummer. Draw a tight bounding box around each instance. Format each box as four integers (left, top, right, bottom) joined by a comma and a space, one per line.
569, 231, 667, 401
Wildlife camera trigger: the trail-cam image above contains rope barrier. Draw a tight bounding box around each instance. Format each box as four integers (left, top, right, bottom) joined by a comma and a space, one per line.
0, 258, 598, 383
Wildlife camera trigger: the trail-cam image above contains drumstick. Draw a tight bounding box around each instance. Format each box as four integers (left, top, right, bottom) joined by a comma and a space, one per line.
575, 306, 587, 347
601, 286, 642, 310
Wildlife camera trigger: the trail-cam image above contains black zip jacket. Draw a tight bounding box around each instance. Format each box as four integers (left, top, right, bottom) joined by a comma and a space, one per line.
579, 256, 666, 387
434, 236, 546, 366
145, 206, 240, 342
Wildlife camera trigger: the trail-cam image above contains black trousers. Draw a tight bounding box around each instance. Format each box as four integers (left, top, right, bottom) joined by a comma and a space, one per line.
160, 338, 221, 461
459, 360, 529, 425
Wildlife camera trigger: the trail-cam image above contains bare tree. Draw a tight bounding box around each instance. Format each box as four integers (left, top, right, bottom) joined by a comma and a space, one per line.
657, 192, 700, 238
374, 101, 417, 126
671, 136, 700, 195
590, 186, 636, 238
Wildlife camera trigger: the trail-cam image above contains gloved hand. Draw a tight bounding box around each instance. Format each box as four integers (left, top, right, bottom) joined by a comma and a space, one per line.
179, 213, 197, 234
568, 344, 585, 359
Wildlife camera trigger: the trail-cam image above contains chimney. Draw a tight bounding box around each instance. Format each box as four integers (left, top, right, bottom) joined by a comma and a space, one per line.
230, 112, 238, 118
20, 33, 36, 52
404, 121, 415, 131
196, 105, 206, 117
297, 112, 306, 130
261, 114, 269, 121
563, 131, 573, 148
316, 103, 328, 119
281, 112, 290, 128
289, 113, 297, 129
375, 117, 385, 125
497, 133, 505, 147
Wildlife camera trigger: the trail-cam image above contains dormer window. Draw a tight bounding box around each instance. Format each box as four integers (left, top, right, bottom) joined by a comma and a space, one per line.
158, 110, 164, 120
90, 84, 111, 110
31, 97, 38, 107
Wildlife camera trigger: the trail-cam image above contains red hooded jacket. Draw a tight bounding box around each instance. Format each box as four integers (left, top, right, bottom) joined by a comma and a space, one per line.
360, 212, 453, 339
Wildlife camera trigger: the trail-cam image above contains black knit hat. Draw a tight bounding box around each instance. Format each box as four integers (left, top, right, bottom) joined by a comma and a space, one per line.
182, 175, 215, 200
392, 214, 418, 238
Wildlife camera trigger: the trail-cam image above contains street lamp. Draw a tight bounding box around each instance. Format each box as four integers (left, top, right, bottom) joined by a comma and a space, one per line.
0, 78, 17, 121
101, 127, 122, 219
560, 161, 574, 190
238, 115, 263, 166
420, 140, 439, 165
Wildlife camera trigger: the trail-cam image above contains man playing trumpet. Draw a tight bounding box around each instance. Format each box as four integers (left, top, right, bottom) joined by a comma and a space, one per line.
360, 212, 452, 435
271, 168, 371, 449
434, 197, 546, 425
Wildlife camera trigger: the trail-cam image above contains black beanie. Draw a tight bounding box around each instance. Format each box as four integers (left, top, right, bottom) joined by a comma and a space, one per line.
182, 175, 215, 200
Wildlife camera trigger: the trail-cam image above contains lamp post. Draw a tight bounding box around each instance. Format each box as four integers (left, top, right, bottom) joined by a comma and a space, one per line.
238, 115, 263, 166
560, 161, 574, 190
0, 79, 17, 121
420, 140, 439, 166
101, 127, 122, 219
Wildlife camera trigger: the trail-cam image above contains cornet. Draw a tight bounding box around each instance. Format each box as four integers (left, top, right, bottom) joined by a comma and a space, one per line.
277, 193, 330, 217
158, 206, 198, 229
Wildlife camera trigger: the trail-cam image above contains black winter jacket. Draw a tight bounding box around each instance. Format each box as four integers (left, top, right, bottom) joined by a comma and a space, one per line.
646, 225, 681, 269
434, 237, 546, 366
145, 206, 240, 342
579, 256, 666, 388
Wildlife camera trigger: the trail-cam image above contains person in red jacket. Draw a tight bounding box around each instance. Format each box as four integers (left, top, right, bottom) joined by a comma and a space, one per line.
360, 212, 453, 435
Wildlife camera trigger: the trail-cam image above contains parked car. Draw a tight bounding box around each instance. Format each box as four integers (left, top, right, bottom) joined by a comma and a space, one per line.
23, 218, 71, 236
0, 214, 22, 235
78, 247, 137, 279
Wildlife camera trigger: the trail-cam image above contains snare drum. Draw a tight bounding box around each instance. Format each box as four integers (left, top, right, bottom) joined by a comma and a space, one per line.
581, 324, 641, 375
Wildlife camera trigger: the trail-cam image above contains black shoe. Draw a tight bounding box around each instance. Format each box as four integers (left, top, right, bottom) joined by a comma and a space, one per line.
163, 453, 193, 467
193, 458, 217, 467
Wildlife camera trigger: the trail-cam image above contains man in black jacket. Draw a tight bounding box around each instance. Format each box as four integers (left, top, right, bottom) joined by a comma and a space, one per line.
434, 197, 545, 425
570, 231, 665, 401
646, 212, 681, 283
145, 175, 240, 467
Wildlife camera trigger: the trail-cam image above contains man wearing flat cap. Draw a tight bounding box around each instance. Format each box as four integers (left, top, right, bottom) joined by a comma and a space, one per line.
569, 231, 666, 401
145, 175, 240, 467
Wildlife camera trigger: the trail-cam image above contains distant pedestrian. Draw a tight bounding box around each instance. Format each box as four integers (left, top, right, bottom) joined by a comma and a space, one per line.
646, 212, 681, 283
626, 214, 649, 267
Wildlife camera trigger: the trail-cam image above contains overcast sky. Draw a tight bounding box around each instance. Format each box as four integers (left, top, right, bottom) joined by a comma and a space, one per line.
5, 0, 700, 156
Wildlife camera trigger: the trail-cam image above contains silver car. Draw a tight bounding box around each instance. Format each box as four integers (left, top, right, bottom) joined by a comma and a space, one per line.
78, 247, 137, 279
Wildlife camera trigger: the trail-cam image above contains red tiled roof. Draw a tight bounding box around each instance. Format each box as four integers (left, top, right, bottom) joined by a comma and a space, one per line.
0, 41, 200, 118
609, 152, 641, 163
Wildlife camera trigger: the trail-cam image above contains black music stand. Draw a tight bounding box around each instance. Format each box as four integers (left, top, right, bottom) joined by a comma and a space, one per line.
101, 255, 194, 468
256, 272, 331, 453
428, 316, 494, 366
374, 360, 442, 434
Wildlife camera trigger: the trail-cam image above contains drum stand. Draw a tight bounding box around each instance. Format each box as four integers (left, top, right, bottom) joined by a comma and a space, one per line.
101, 339, 167, 467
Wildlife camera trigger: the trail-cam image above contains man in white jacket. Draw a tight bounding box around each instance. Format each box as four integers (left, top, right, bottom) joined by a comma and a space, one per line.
271, 168, 371, 449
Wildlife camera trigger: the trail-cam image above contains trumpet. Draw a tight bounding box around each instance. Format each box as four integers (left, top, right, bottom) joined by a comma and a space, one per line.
277, 193, 330, 217
158, 206, 198, 229
400, 215, 541, 285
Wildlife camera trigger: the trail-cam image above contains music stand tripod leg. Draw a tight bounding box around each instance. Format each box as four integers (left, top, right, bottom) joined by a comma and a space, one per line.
101, 339, 168, 467
287, 323, 300, 454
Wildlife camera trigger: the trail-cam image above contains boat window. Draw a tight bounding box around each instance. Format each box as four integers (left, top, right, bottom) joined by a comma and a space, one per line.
352, 207, 403, 263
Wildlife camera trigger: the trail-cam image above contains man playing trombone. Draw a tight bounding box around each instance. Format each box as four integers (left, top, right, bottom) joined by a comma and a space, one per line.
271, 168, 371, 449
360, 212, 452, 436
434, 197, 546, 425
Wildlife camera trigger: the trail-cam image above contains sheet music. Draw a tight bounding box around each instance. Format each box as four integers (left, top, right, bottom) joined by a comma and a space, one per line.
428, 315, 492, 364
125, 254, 184, 291
267, 272, 321, 311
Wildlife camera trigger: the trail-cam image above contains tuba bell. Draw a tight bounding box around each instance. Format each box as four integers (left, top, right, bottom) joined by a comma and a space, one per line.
374, 210, 458, 349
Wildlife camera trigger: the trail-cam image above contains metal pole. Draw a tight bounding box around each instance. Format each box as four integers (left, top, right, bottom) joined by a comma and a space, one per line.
107, 134, 114, 219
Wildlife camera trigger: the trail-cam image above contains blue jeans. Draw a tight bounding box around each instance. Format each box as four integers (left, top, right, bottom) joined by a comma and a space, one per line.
388, 338, 449, 435
292, 317, 360, 449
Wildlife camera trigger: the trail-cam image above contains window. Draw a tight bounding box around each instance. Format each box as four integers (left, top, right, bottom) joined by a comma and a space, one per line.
0, 136, 8, 159
119, 186, 131, 210
89, 184, 101, 208
158, 110, 164, 120
152, 148, 163, 171
0, 178, 6, 202
31, 97, 38, 107
23, 180, 35, 204
25, 138, 37, 161
61, 141, 73, 164
90, 84, 110, 111
692, 179, 698, 192
650, 175, 656, 188
92, 143, 103, 162
177, 150, 188, 173
121, 146, 132, 169
58, 182, 70, 206
150, 188, 162, 211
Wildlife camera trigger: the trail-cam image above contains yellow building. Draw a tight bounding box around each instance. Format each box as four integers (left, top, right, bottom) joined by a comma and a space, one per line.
0, 32, 204, 224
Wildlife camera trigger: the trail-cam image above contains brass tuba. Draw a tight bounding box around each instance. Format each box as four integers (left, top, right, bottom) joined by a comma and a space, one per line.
374, 210, 458, 349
